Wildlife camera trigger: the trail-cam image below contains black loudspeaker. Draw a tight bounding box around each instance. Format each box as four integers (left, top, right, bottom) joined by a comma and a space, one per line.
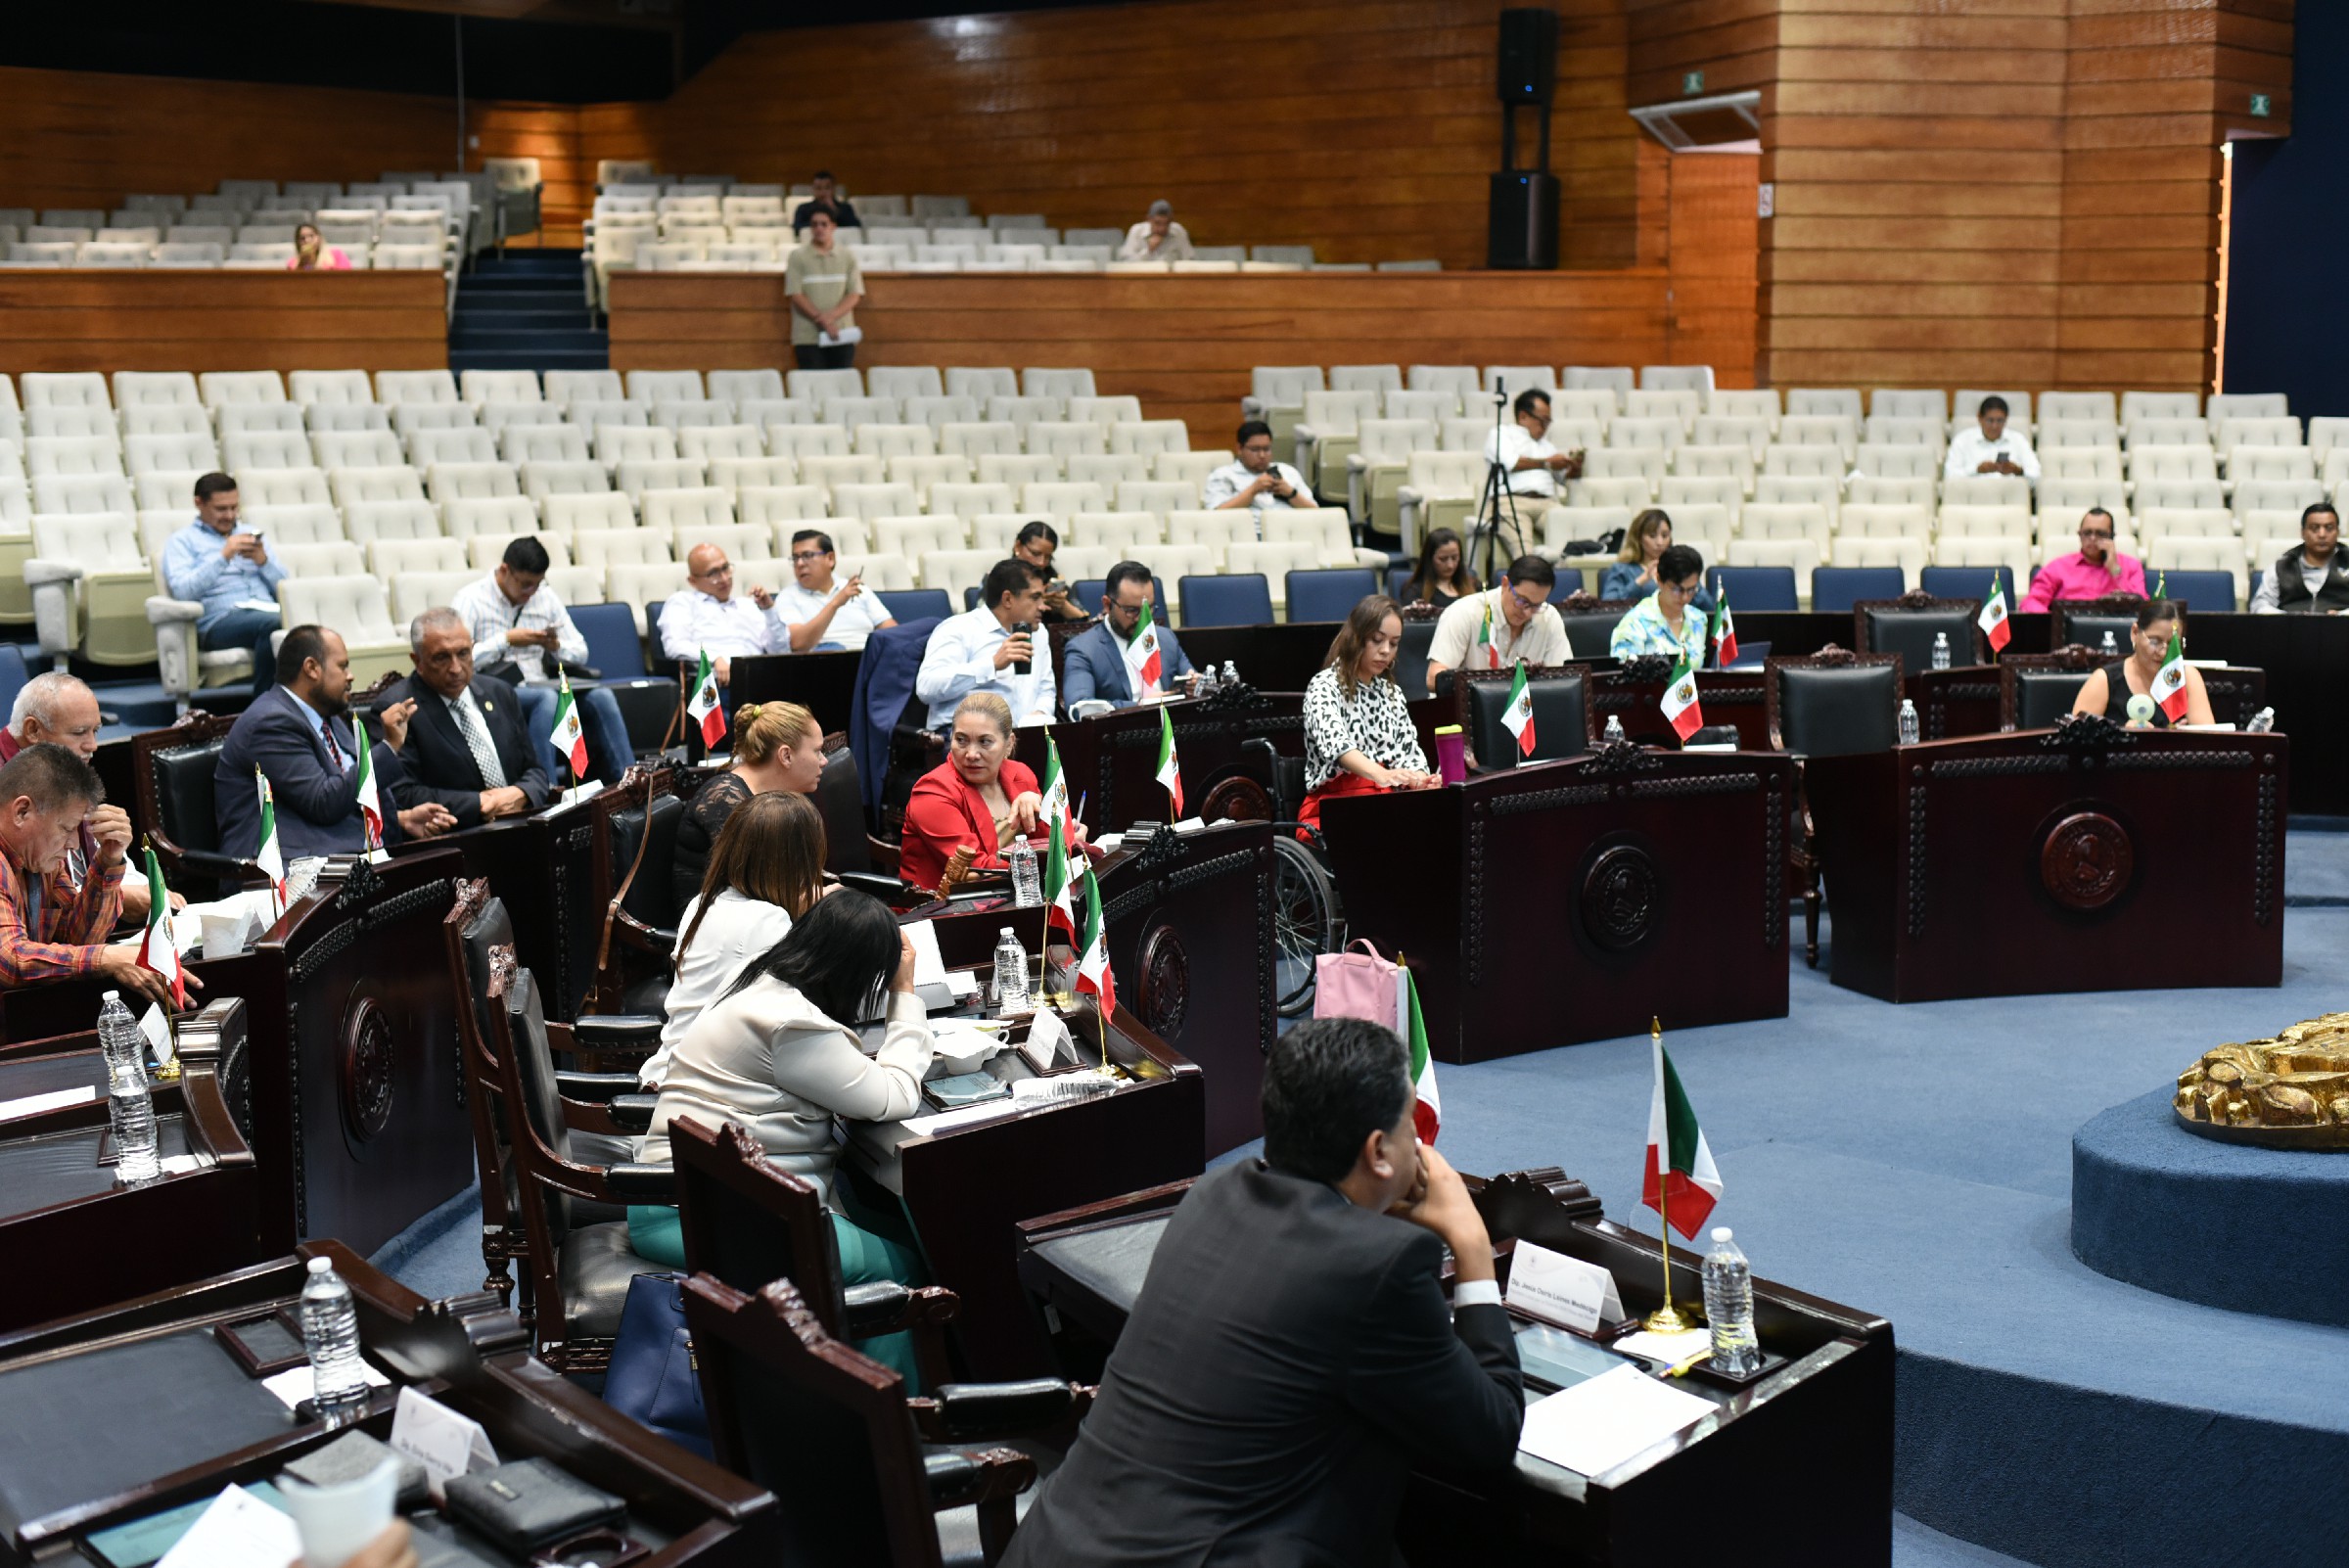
1497, 8, 1559, 105
1488, 172, 1559, 270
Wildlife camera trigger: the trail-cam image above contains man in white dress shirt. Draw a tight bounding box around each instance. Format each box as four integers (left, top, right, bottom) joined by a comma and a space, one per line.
1119, 199, 1194, 262
914, 558, 1057, 730
659, 542, 787, 684
1943, 395, 2040, 484
449, 536, 633, 783
773, 529, 898, 652
1204, 421, 1316, 520
1485, 389, 1584, 502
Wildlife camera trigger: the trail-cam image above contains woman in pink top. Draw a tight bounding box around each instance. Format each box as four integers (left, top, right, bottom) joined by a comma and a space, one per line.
2020, 506, 2146, 612
287, 223, 352, 271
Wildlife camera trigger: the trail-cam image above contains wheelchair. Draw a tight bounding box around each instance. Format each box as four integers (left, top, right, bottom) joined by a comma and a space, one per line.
1198, 736, 1345, 1018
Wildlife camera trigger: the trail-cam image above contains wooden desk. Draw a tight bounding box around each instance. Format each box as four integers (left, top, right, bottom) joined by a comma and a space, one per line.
1177, 622, 1338, 695
1804, 725, 2288, 1001
1590, 669, 1771, 750
1028, 694, 1306, 832
850, 1000, 1203, 1381
0, 1243, 775, 1568
0, 853, 475, 1258
405, 799, 605, 1023
0, 1002, 267, 1336
1318, 748, 1795, 1062
1016, 1168, 1894, 1567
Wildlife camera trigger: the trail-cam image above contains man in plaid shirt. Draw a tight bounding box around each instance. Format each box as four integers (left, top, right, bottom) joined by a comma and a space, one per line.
0, 742, 186, 1007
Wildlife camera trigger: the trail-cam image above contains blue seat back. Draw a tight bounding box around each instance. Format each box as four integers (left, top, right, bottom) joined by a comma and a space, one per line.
1709, 566, 1798, 612
2159, 570, 2235, 613
1920, 565, 2017, 607
1811, 567, 1906, 614
1284, 568, 1378, 624
963, 585, 984, 611
1069, 576, 1167, 619
0, 646, 27, 726
877, 588, 952, 623
1178, 573, 1274, 627
570, 603, 649, 679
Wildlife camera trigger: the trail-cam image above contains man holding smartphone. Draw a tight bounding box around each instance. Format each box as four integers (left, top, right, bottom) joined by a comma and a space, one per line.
1944, 394, 2041, 484
161, 471, 286, 695
775, 529, 898, 652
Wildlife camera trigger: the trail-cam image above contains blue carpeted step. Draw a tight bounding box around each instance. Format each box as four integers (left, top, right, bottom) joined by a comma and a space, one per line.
450, 348, 612, 372
446, 246, 605, 370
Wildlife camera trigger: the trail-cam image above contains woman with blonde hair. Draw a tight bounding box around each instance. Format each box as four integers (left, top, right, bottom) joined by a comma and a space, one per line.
1600, 509, 1676, 600
1298, 595, 1437, 831
671, 699, 824, 908
638, 790, 831, 1089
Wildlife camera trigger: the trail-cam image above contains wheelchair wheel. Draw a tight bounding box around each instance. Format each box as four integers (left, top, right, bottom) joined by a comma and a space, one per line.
1270, 835, 1342, 1018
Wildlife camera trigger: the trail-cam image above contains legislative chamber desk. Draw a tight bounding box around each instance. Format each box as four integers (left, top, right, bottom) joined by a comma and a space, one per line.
913, 820, 1275, 1159
0, 853, 474, 1258
1027, 694, 1307, 832
1804, 723, 2289, 1002
1016, 1168, 1894, 1566
1318, 747, 1796, 1062
0, 1243, 775, 1568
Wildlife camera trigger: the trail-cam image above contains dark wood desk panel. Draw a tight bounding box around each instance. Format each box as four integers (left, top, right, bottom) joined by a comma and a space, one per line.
1805, 728, 2288, 1002
721, 651, 864, 748
404, 806, 603, 1023
1911, 665, 2005, 740
1592, 669, 1771, 750
0, 1244, 774, 1567
1177, 622, 1337, 697
1318, 750, 1793, 1063
1031, 695, 1306, 832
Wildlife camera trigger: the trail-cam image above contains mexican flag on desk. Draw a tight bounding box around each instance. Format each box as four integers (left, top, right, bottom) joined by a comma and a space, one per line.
1641, 1034, 1722, 1239
1978, 575, 2011, 654
1500, 660, 1537, 759
1660, 651, 1704, 742
685, 650, 726, 747
351, 716, 382, 851
2149, 623, 2190, 721
1480, 596, 1502, 669
1075, 865, 1116, 1018
134, 845, 185, 1010
1155, 707, 1184, 815
253, 768, 287, 914
1401, 962, 1439, 1143
1123, 601, 1164, 701
548, 671, 589, 778
1709, 585, 1738, 669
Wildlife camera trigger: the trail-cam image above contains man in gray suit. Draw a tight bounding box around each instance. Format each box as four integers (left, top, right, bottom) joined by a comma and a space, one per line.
1005, 1017, 1523, 1567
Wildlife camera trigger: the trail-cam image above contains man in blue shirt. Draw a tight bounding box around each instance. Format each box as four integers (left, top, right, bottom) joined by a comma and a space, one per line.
161, 472, 285, 694
1063, 560, 1197, 710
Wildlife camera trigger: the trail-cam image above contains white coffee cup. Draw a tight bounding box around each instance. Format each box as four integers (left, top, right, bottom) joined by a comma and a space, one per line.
276, 1455, 398, 1568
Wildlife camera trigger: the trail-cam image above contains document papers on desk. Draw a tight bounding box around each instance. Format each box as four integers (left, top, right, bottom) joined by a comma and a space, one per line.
1517, 1364, 1716, 1477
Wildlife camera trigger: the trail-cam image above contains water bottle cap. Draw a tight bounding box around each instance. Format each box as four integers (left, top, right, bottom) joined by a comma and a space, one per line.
306, 1257, 334, 1274
1711, 1226, 1732, 1241
103, 990, 120, 1002
999, 926, 1015, 937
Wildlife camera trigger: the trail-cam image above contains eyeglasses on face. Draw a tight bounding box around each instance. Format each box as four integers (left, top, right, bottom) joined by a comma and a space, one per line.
2078, 529, 2114, 540
790, 549, 829, 563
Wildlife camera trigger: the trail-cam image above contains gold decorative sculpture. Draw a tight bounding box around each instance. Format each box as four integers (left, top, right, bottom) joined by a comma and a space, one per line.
2174, 1012, 2349, 1149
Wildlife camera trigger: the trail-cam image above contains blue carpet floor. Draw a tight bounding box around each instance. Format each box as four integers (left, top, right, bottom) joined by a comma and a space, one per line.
374, 831, 2349, 1568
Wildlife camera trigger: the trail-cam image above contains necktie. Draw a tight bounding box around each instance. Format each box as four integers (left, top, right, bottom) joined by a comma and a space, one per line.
451, 692, 508, 789
321, 720, 347, 773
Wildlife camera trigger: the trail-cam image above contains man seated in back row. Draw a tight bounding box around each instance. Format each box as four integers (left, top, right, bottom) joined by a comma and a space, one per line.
1425, 554, 1568, 688
2019, 507, 2144, 612
160, 472, 284, 696
660, 543, 788, 685
379, 610, 550, 829
448, 537, 633, 784
1205, 420, 1316, 520
774, 530, 898, 651
1003, 1016, 1523, 1566
2250, 502, 2348, 614
1063, 561, 1197, 709
1944, 395, 2040, 484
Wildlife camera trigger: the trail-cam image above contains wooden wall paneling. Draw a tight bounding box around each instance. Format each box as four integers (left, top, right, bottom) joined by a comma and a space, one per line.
0, 273, 448, 374
608, 271, 1674, 442
470, 104, 591, 247
1663, 151, 1762, 383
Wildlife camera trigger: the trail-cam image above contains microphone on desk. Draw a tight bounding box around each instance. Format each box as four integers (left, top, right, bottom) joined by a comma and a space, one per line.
2126, 694, 2156, 725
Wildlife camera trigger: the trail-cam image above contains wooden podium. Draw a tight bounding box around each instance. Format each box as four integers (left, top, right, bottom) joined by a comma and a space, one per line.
1318, 746, 1796, 1062
1026, 692, 1307, 832
1804, 722, 2288, 1001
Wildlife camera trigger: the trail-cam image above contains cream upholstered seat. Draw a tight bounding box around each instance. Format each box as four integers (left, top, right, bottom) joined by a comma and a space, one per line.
831, 481, 920, 520
276, 575, 408, 681
1396, 450, 1483, 554
374, 370, 459, 407
544, 492, 640, 534
626, 369, 706, 404
460, 370, 542, 408
26, 512, 154, 667
409, 427, 501, 466
615, 458, 707, 498
1943, 473, 2033, 509
572, 529, 672, 572
1263, 507, 1386, 569
642, 486, 737, 535
736, 485, 830, 530
1831, 534, 1926, 585
977, 451, 1061, 489
1166, 511, 1260, 569
502, 425, 595, 466
427, 462, 522, 507
917, 547, 997, 598
1023, 481, 1107, 521
1567, 475, 1653, 511
606, 561, 693, 636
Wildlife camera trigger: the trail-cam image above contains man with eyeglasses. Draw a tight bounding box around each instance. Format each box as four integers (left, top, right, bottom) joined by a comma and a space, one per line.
1425, 555, 1568, 692
1609, 544, 1712, 665
1063, 561, 1197, 710
2249, 502, 2349, 615
2019, 507, 2144, 612
774, 530, 898, 652
1205, 420, 1316, 522
1485, 389, 1585, 501
659, 543, 788, 685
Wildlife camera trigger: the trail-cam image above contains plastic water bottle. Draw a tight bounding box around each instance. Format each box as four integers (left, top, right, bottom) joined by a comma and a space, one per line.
299, 1257, 372, 1420
98, 992, 159, 1184
992, 926, 1030, 1016
1221, 660, 1240, 688
1007, 836, 1041, 907
1603, 715, 1627, 744
2247, 707, 2276, 733
2100, 629, 2119, 656
1897, 699, 1919, 746
1702, 1227, 1762, 1376
1931, 631, 1952, 670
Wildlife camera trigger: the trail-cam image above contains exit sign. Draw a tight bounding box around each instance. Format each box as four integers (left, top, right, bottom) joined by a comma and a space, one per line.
2250, 93, 2273, 117
1683, 70, 1705, 96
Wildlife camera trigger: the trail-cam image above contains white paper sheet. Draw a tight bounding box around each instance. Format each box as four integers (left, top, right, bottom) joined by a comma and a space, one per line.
1517, 1364, 1716, 1477
0, 1084, 98, 1121
1612, 1326, 1714, 1365
261, 1359, 392, 1411
155, 1484, 301, 1568
903, 918, 949, 988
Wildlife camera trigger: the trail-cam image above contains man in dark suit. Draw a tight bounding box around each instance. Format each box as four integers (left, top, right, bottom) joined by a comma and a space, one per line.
1005, 1017, 1523, 1567
215, 624, 456, 859
1061, 558, 1198, 711
379, 608, 552, 828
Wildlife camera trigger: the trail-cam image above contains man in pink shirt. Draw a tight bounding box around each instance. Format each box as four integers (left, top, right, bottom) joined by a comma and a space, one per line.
2021, 507, 2146, 612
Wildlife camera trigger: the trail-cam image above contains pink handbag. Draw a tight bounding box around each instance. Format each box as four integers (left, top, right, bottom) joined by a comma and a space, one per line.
1313, 939, 1402, 1031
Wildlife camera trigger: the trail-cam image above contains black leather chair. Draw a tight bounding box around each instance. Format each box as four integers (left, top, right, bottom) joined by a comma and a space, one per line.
1462, 668, 1591, 765
133, 713, 254, 897
670, 1115, 960, 1392
1855, 598, 1985, 671
595, 781, 685, 1017
1766, 650, 1903, 969
484, 951, 672, 1373
1557, 597, 1637, 660
2012, 668, 2094, 729
685, 1272, 1083, 1567
1394, 617, 1439, 701
2051, 597, 2147, 660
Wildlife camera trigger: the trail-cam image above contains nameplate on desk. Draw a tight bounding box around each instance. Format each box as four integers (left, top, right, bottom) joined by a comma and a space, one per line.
390, 1385, 499, 1494
1505, 1241, 1623, 1335
1020, 1007, 1076, 1073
